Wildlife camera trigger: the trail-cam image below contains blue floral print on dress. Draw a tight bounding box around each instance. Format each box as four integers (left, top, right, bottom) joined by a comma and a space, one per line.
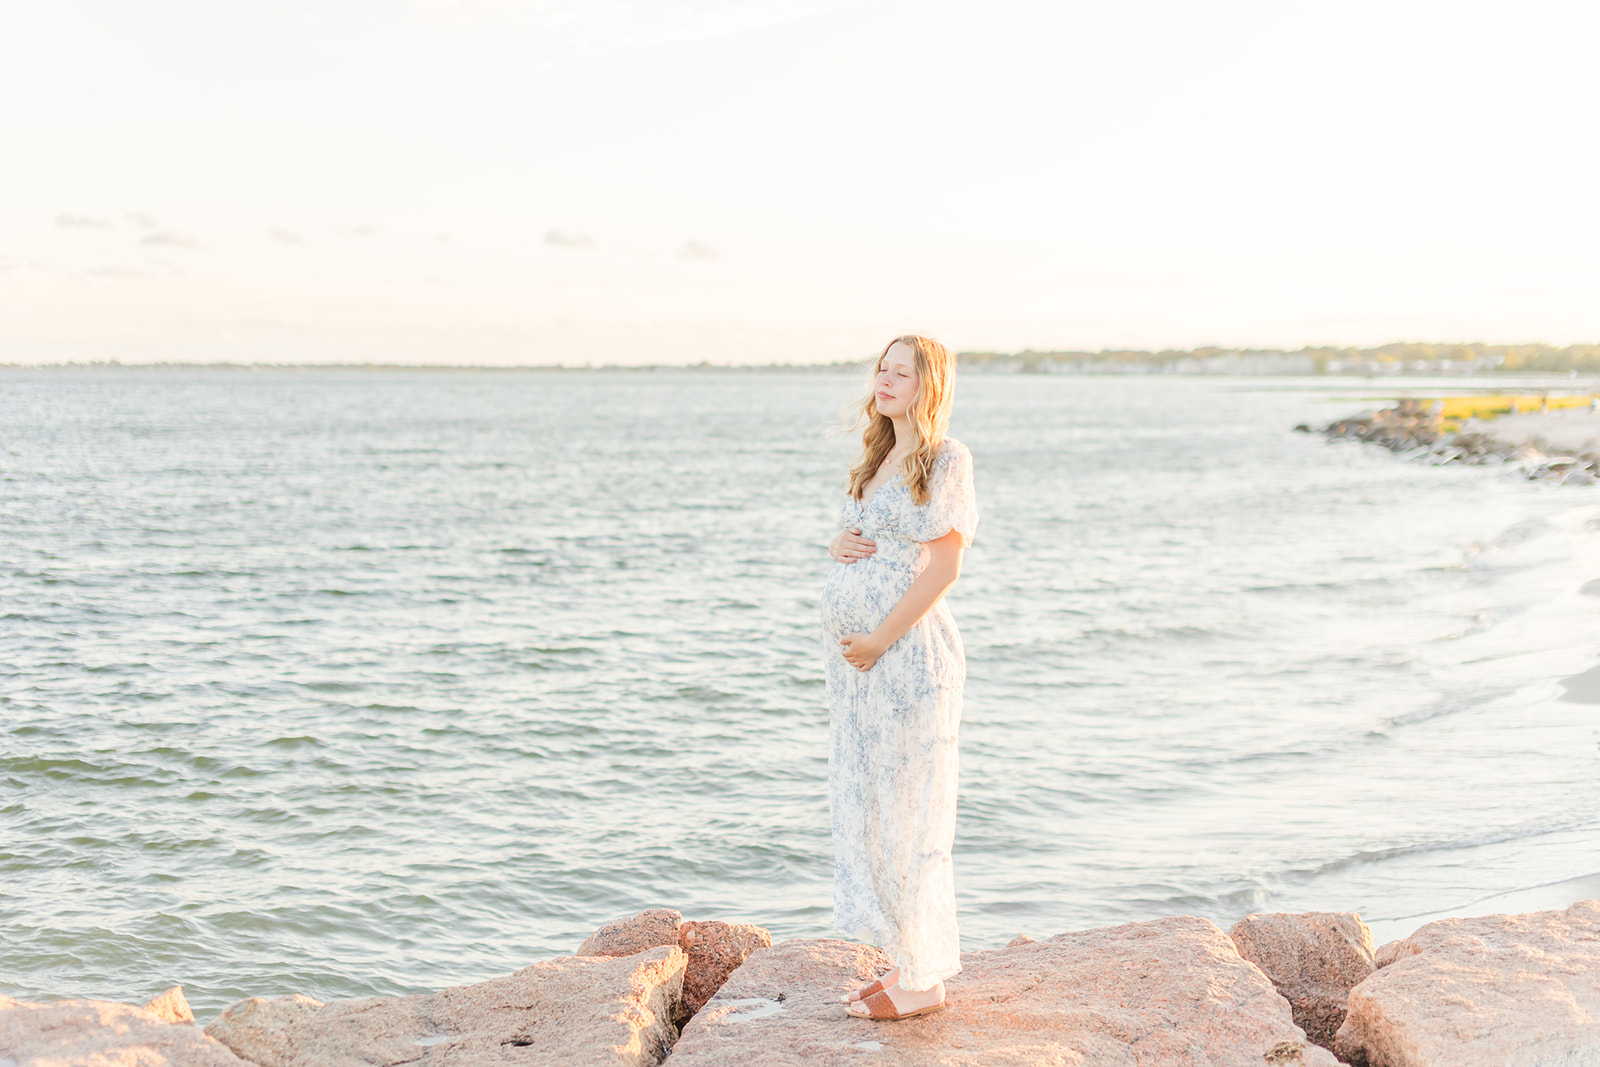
821, 437, 977, 992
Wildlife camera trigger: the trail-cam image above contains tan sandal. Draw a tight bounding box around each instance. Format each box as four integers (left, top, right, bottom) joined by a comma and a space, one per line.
844, 988, 945, 1020
839, 976, 887, 1005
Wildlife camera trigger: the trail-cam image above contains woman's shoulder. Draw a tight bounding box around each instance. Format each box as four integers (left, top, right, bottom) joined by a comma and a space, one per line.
935, 436, 971, 464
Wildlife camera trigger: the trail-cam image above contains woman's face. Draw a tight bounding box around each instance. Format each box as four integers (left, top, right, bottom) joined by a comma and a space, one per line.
874, 341, 919, 420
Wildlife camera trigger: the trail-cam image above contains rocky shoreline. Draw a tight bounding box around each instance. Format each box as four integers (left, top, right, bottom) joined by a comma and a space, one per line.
1302, 398, 1600, 484
5, 899, 1599, 1066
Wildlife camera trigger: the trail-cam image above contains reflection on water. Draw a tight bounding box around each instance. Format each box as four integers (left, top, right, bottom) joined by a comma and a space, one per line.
3, 368, 1598, 1014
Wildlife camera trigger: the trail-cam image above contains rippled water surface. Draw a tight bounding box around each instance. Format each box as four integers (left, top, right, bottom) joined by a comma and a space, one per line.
4, 367, 1599, 1015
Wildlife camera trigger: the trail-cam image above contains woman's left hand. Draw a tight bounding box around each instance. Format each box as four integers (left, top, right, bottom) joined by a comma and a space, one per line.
840, 632, 885, 672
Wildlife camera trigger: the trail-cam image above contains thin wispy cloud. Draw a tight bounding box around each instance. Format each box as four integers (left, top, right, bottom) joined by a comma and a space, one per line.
339, 225, 379, 237
678, 240, 718, 261
126, 212, 158, 230
270, 228, 305, 246
140, 231, 201, 249
87, 266, 146, 279
410, 0, 525, 24
546, 229, 596, 249
409, 0, 841, 66
55, 213, 112, 229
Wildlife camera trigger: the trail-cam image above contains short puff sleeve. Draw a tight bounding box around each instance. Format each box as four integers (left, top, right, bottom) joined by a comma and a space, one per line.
908, 438, 978, 546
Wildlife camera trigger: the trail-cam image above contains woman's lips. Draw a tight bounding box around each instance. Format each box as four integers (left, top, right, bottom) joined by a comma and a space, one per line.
877, 391, 892, 401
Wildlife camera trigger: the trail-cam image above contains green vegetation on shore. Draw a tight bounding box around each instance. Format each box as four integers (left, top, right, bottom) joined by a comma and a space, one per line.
1433, 393, 1598, 425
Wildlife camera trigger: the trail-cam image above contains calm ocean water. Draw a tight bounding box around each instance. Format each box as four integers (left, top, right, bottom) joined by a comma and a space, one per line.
4, 367, 1599, 1016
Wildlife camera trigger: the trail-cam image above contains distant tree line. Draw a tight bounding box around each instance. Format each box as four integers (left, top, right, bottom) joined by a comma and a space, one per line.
958, 343, 1600, 373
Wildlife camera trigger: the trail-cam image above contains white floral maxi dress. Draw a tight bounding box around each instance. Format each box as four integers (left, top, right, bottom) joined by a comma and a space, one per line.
820, 437, 978, 992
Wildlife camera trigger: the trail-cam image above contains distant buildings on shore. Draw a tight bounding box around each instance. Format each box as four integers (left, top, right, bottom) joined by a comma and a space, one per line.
957, 343, 1600, 376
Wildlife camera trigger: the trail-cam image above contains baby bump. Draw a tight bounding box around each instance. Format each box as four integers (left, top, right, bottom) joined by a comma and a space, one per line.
820, 558, 912, 640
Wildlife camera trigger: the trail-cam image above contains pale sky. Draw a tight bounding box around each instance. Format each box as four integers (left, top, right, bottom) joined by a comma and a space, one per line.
4, 0, 1598, 365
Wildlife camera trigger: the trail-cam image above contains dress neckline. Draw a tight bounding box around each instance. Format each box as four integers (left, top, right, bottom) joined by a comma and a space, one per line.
858, 472, 902, 510
855, 437, 956, 509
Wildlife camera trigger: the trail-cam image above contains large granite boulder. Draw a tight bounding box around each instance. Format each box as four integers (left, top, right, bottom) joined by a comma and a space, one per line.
1334, 900, 1600, 1066
675, 920, 772, 1028
206, 944, 685, 1067
1229, 911, 1376, 1051
143, 983, 198, 1024
0, 994, 249, 1067
668, 918, 1337, 1066
579, 908, 684, 957
577, 909, 771, 1030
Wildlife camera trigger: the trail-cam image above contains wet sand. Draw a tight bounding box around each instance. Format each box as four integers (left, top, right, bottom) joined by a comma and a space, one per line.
1367, 869, 1600, 946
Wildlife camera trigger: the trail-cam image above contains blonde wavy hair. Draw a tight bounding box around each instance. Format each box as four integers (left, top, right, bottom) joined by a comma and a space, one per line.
847, 334, 957, 505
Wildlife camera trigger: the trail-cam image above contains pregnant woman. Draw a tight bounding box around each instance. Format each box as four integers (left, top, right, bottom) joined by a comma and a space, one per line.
822, 334, 978, 1022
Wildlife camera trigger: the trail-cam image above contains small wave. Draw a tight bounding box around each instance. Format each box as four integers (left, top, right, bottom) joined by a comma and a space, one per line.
264, 735, 324, 749
2, 755, 105, 777
1481, 517, 1553, 551
670, 685, 735, 703
1433, 605, 1525, 641
1020, 623, 1229, 648
1462, 516, 1555, 568
1385, 685, 1518, 727
1292, 814, 1600, 879
143, 747, 228, 773
1169, 738, 1367, 773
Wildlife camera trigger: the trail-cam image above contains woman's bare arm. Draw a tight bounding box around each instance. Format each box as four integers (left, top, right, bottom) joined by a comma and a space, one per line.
839, 529, 964, 671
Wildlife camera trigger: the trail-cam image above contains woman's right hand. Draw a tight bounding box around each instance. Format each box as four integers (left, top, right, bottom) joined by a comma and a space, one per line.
829, 527, 877, 563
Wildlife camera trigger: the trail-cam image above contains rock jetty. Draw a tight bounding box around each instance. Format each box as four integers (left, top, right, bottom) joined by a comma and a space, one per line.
670, 917, 1338, 1066
1305, 399, 1600, 484
0, 988, 248, 1067
1335, 900, 1600, 1066
1230, 912, 1377, 1053
4, 902, 1599, 1066
205, 947, 685, 1067
574, 907, 773, 1029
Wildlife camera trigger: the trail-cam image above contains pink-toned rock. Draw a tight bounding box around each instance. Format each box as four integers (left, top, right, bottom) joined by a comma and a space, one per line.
578, 910, 772, 1030
1373, 938, 1417, 968
669, 918, 1338, 1066
1004, 934, 1035, 948
1334, 899, 1600, 1066
0, 994, 249, 1067
1229, 911, 1376, 1051
675, 920, 772, 1027
578, 908, 684, 957
143, 983, 197, 1024
206, 945, 685, 1067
